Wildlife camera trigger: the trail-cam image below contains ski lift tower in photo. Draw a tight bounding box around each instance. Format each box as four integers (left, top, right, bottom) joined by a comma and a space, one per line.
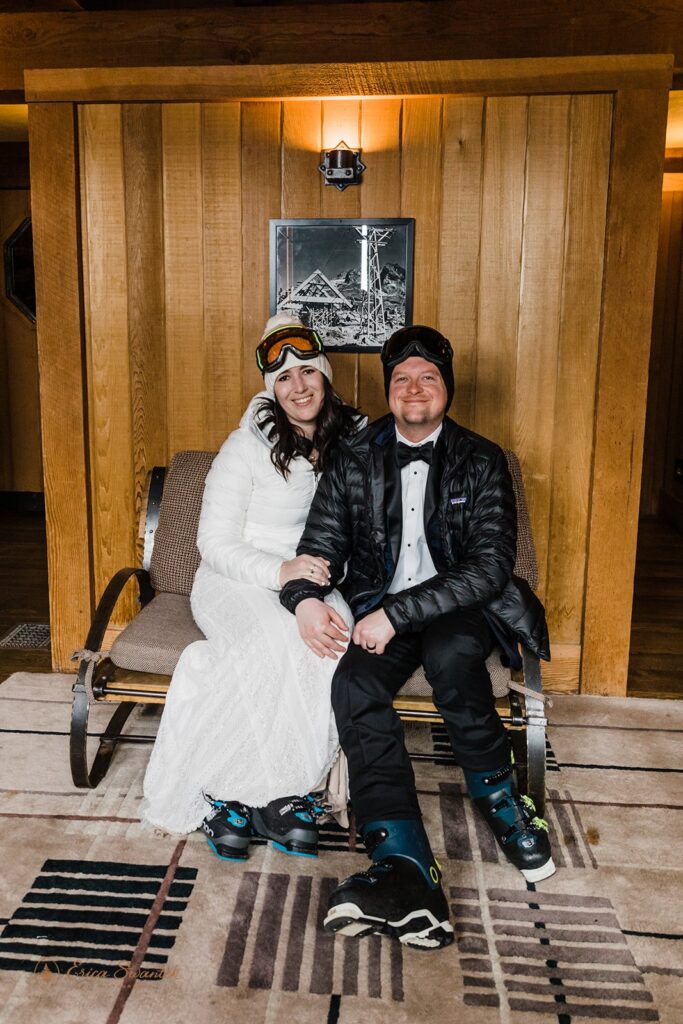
355, 225, 393, 344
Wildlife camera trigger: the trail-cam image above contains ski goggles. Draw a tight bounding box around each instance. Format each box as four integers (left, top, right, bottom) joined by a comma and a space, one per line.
381, 325, 453, 368
255, 325, 325, 374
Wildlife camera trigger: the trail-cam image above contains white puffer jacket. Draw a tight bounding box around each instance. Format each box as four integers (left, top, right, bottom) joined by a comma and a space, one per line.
196, 392, 320, 591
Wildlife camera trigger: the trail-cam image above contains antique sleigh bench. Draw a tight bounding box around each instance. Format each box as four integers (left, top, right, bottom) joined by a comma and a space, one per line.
70, 449, 550, 811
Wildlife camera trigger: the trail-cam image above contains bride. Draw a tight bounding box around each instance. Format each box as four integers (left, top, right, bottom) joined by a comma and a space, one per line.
142, 315, 362, 859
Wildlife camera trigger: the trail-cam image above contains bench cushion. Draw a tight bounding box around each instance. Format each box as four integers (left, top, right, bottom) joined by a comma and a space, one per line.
109, 593, 510, 697
150, 451, 216, 597
110, 593, 205, 675
508, 451, 538, 590
399, 657, 510, 700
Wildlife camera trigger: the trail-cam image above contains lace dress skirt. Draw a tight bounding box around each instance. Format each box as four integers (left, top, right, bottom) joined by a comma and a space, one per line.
141, 561, 353, 834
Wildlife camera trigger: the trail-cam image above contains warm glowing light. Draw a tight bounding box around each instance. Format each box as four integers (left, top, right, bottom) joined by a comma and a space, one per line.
666, 91, 683, 149
0, 104, 28, 142
277, 97, 409, 152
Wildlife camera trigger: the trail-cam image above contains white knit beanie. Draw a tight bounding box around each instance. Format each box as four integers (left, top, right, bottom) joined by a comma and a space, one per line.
260, 313, 334, 394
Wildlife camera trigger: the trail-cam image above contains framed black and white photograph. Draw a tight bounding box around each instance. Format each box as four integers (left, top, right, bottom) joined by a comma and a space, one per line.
269, 218, 414, 352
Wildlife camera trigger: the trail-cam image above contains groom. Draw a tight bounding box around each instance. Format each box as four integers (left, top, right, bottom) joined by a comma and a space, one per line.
281, 325, 552, 950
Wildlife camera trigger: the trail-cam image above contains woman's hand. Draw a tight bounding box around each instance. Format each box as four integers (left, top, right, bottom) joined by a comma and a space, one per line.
279, 554, 331, 588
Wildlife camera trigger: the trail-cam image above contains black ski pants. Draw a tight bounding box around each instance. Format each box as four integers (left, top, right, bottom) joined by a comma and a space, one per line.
331, 608, 510, 828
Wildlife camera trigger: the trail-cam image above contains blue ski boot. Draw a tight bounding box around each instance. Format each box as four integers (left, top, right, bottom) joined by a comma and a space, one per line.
251, 795, 319, 857
324, 819, 454, 949
201, 793, 252, 861
465, 761, 555, 882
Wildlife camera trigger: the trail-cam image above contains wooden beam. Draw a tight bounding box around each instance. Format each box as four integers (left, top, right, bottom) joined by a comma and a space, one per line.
581, 86, 670, 696
541, 644, 581, 695
2, 3, 682, 97
545, 94, 612, 646
122, 102, 167, 546
80, 104, 137, 622
24, 54, 673, 103
28, 102, 93, 671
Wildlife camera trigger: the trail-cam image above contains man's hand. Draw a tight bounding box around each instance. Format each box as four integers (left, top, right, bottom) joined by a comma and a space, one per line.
295, 598, 349, 660
352, 608, 396, 655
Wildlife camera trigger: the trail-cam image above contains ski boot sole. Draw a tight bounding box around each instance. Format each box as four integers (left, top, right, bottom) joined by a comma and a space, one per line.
206, 836, 250, 861
324, 902, 454, 950
271, 840, 318, 858
521, 857, 556, 882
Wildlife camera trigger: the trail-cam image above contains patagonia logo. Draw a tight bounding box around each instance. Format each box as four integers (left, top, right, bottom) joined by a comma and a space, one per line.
450, 497, 467, 505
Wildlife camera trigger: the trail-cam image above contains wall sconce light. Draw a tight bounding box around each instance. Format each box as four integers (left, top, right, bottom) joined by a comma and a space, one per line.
319, 140, 366, 191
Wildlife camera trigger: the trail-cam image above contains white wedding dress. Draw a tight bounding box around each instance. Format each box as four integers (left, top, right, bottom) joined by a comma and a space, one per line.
142, 394, 353, 834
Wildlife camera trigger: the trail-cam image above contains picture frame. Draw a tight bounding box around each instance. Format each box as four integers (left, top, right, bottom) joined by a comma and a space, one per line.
269, 218, 414, 352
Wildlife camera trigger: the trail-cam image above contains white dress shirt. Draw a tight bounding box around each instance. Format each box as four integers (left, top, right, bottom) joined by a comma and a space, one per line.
387, 423, 443, 595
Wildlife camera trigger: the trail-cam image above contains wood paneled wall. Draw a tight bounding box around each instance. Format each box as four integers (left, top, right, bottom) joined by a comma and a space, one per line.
0, 189, 42, 493
78, 94, 614, 687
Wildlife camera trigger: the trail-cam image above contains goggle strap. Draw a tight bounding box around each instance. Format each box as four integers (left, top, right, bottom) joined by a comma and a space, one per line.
382, 338, 452, 367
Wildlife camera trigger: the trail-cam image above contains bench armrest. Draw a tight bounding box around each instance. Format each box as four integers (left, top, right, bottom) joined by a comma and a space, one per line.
82, 567, 154, 656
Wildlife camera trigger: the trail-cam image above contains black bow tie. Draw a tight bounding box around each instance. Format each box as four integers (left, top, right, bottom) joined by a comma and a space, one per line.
396, 441, 434, 468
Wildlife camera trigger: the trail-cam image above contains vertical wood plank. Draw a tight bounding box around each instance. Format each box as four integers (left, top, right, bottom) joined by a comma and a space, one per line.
582, 86, 670, 695
0, 189, 42, 491
80, 104, 136, 619
162, 102, 205, 453
401, 97, 443, 328
202, 102, 243, 446
513, 94, 571, 601
358, 97, 402, 420
282, 99, 321, 218
29, 102, 93, 669
280, 100, 362, 406
280, 101, 326, 386
122, 103, 167, 549
321, 99, 362, 405
241, 102, 281, 406
438, 96, 485, 430
546, 94, 612, 648
475, 96, 528, 448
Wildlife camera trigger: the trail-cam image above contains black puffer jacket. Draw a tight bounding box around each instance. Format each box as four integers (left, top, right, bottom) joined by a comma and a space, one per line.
280, 414, 550, 661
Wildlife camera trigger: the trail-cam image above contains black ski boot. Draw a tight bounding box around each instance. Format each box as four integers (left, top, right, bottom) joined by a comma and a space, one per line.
251, 795, 319, 857
465, 762, 555, 882
324, 819, 454, 950
201, 793, 252, 861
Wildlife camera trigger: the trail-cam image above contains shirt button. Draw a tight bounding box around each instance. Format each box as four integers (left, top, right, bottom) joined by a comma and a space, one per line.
411, 507, 415, 511
413, 471, 417, 475
408, 577, 412, 581
407, 543, 411, 547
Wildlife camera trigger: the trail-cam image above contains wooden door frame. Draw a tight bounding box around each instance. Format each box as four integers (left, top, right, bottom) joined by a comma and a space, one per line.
26, 54, 672, 693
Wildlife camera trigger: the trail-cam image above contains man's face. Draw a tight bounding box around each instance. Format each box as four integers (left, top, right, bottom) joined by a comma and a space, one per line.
388, 356, 448, 438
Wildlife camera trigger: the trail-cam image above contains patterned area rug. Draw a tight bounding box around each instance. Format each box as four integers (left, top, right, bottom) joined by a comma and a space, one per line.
0, 672, 681, 1024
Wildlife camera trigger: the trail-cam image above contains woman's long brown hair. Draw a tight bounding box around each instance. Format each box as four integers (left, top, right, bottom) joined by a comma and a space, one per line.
255, 377, 361, 478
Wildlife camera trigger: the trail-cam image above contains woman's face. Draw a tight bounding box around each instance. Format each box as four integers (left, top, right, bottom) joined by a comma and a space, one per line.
273, 364, 326, 433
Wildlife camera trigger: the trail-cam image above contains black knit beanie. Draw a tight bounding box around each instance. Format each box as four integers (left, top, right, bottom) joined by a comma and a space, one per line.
381, 325, 455, 411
